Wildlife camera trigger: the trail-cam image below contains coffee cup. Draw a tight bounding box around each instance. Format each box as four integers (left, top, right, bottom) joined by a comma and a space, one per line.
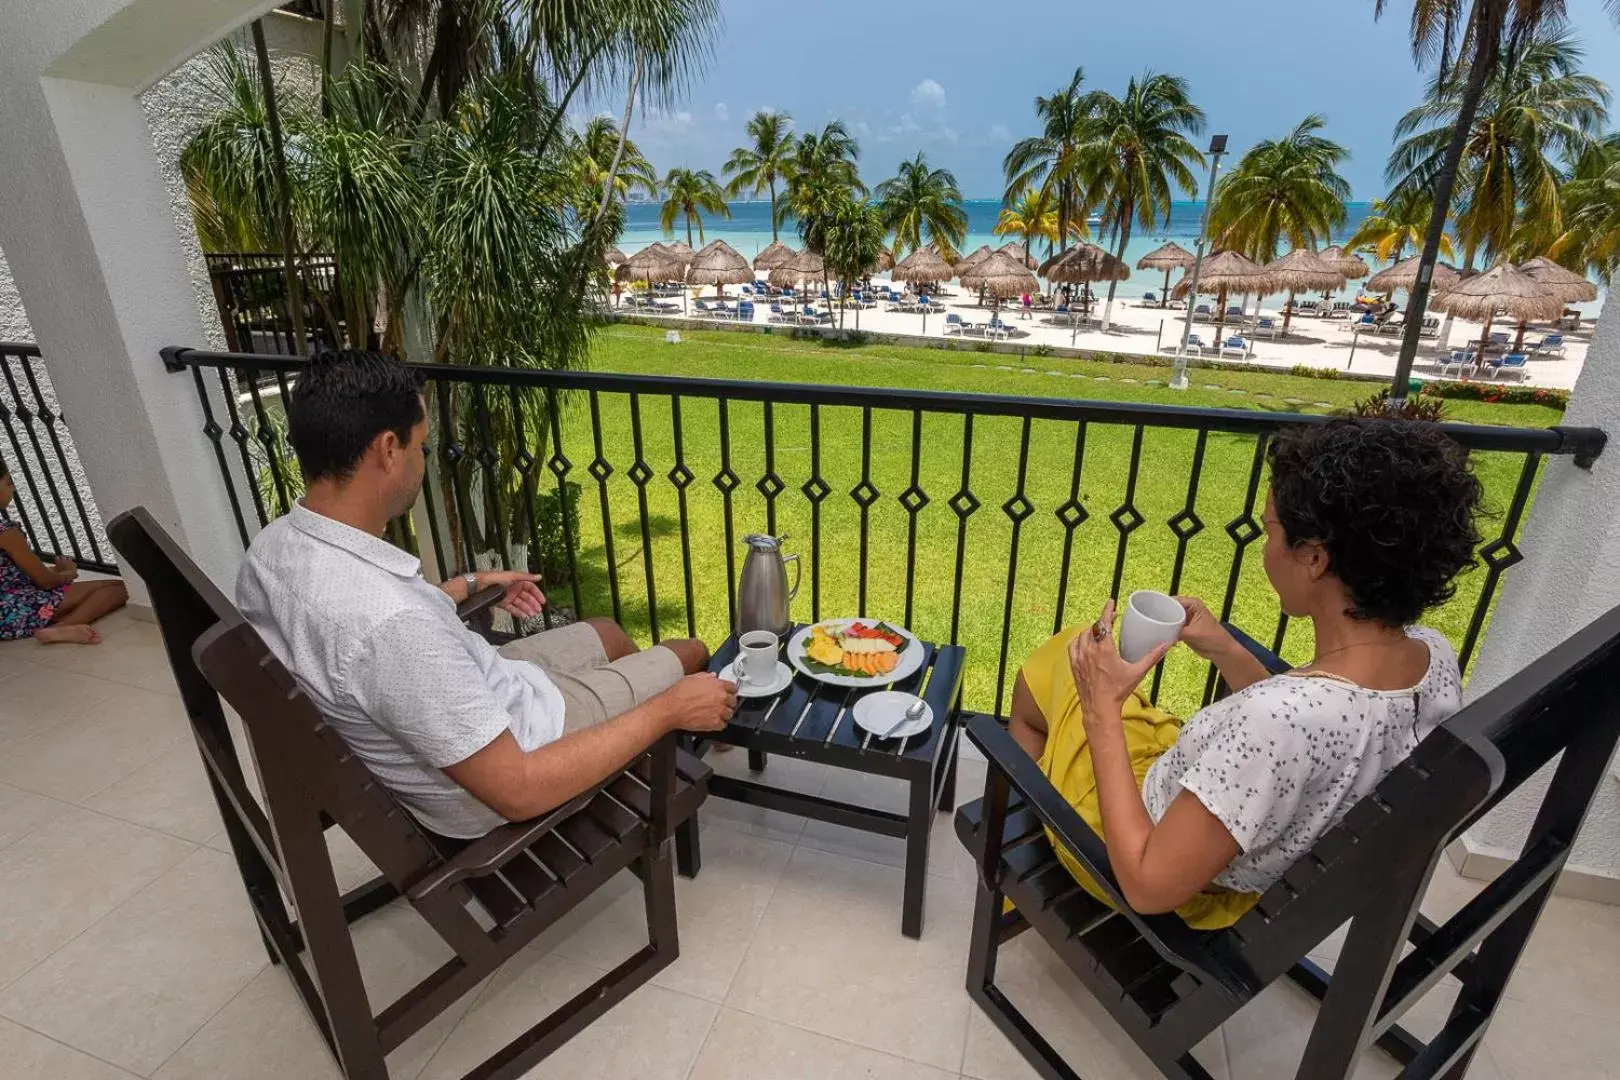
1117, 590, 1186, 663
737, 629, 779, 684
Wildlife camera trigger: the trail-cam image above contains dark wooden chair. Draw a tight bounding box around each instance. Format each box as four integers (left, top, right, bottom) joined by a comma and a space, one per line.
108, 507, 711, 1080
956, 613, 1620, 1080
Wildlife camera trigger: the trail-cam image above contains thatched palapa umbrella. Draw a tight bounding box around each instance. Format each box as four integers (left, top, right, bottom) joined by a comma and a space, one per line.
1045, 243, 1128, 342
1428, 263, 1562, 356
753, 240, 797, 273
996, 242, 1039, 271
953, 245, 995, 276
767, 250, 826, 308
604, 245, 627, 266
959, 251, 1038, 321
1520, 256, 1598, 304
1136, 241, 1196, 309
1314, 245, 1368, 312
1365, 254, 1459, 296
1173, 250, 1268, 347
890, 246, 954, 333
688, 239, 753, 298
1264, 249, 1346, 334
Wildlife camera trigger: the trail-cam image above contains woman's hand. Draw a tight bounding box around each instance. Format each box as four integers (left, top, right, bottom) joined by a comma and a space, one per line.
480, 571, 546, 620
1174, 595, 1234, 660
1068, 600, 1172, 722
53, 555, 79, 583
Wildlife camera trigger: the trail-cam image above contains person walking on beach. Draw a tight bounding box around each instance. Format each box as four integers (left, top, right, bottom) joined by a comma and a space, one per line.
1021, 293, 1033, 320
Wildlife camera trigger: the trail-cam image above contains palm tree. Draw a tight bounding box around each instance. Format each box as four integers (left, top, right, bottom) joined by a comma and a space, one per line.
1369, 0, 1569, 396
1003, 67, 1091, 257
574, 114, 657, 202
1346, 188, 1456, 264
659, 167, 730, 247
1552, 134, 1620, 280
876, 153, 969, 261
821, 195, 888, 328
723, 109, 794, 241
781, 121, 864, 253
1075, 71, 1205, 330
1208, 115, 1350, 264
1388, 25, 1607, 269
994, 185, 1066, 263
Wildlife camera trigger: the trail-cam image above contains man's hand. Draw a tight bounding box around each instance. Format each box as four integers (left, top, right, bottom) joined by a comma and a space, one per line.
1069, 600, 1170, 721
53, 555, 79, 582
1174, 595, 1234, 660
480, 571, 546, 619
654, 673, 738, 733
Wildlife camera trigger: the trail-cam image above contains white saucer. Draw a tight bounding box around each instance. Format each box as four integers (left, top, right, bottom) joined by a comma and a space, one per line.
852, 691, 933, 740
721, 659, 794, 698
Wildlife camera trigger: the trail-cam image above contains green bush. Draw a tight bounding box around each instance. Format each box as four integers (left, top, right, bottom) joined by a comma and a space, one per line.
1032, 343, 1054, 357
1420, 380, 1571, 407
531, 480, 582, 586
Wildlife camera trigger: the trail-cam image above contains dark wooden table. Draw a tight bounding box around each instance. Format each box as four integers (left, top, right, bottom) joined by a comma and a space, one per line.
677, 628, 966, 938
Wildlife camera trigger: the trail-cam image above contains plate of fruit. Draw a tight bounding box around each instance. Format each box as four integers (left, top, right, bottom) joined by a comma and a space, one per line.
786, 618, 924, 688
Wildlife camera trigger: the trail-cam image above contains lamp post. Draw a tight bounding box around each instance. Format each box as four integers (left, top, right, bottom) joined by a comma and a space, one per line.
1171, 134, 1228, 391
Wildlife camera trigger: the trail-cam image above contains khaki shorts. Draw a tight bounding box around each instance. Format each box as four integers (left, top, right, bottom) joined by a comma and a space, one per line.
499, 623, 684, 733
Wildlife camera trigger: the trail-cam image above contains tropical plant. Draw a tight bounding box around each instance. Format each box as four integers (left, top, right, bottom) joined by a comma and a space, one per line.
1552, 134, 1620, 280
876, 153, 969, 261
572, 114, 657, 205
659, 167, 730, 247
1369, 0, 1571, 394
723, 109, 795, 241
1345, 187, 1456, 264
1074, 71, 1206, 329
1208, 115, 1350, 264
993, 185, 1068, 263
821, 196, 888, 328
1002, 67, 1092, 255
1388, 24, 1607, 268
781, 121, 865, 253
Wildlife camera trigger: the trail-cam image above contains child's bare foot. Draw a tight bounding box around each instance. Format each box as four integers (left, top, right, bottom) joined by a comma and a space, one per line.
36, 625, 100, 645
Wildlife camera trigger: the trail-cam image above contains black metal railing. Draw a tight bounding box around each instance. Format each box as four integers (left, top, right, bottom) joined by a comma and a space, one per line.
161, 345, 1606, 719
0, 344, 116, 573
206, 253, 346, 356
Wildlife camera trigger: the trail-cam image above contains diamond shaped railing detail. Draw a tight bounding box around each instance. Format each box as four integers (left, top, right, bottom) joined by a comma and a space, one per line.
802, 476, 832, 504
851, 479, 881, 508
1055, 499, 1088, 530
899, 485, 930, 514
1169, 509, 1204, 542
1003, 493, 1034, 523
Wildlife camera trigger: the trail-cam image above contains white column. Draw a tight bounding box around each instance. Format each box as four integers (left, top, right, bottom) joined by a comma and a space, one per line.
0, 0, 280, 595
1459, 295, 1620, 897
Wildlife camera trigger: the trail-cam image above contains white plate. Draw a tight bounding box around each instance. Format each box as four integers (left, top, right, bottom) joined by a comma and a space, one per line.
786, 619, 925, 689
853, 691, 933, 740
720, 658, 794, 698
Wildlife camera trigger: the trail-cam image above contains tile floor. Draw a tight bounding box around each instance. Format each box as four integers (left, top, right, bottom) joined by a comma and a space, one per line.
2, 614, 1618, 1080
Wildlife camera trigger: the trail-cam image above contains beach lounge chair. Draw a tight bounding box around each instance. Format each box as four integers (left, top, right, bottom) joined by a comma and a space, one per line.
1160, 333, 1204, 356
767, 303, 790, 324
1438, 349, 1477, 378
944, 313, 968, 335
1419, 316, 1440, 337
1192, 303, 1213, 321
693, 299, 713, 316
1343, 313, 1376, 332
737, 301, 755, 321
1377, 313, 1406, 334
985, 315, 1013, 339
1141, 292, 1158, 306
109, 508, 710, 1080
1489, 353, 1530, 382
1256, 316, 1281, 338
1224, 304, 1244, 320
1532, 333, 1567, 357
1220, 335, 1250, 358
1488, 331, 1511, 349
1330, 300, 1352, 318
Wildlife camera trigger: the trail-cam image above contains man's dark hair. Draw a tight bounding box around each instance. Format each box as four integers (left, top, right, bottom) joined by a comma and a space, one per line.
1268, 417, 1483, 626
287, 350, 424, 483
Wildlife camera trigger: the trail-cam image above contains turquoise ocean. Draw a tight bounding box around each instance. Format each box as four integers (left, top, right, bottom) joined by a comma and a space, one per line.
620, 199, 1378, 299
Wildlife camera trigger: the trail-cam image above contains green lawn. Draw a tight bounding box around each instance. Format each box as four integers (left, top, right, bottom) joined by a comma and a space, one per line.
538, 324, 1564, 718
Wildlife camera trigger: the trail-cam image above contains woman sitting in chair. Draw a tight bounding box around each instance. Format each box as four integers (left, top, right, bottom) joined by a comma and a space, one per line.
1011, 418, 1480, 928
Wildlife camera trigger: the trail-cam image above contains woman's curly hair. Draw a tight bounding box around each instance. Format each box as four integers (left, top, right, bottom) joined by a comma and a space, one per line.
1268, 418, 1483, 626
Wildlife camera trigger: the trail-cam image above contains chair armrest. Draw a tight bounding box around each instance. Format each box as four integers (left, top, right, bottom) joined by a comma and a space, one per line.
964, 714, 1256, 999
457, 584, 506, 638
1221, 622, 1289, 675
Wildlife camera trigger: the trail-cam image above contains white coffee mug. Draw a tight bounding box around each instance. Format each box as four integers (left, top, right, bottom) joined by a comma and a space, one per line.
737, 629, 779, 684
1117, 590, 1187, 663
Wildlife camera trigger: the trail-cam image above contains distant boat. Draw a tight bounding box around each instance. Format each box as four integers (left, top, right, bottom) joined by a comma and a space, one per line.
1086, 214, 1103, 228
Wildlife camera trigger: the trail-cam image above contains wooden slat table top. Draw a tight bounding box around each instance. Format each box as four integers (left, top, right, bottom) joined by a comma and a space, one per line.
707, 627, 965, 776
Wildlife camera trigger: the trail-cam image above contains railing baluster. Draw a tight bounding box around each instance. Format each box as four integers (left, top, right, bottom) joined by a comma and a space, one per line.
19, 357, 105, 565
852, 406, 878, 617
218, 367, 269, 532
758, 401, 782, 538
506, 386, 547, 627
995, 417, 1036, 717
948, 413, 979, 647
669, 395, 697, 638
1051, 421, 1090, 636
469, 382, 511, 571
1459, 451, 1542, 669
1, 359, 76, 558
1204, 433, 1272, 706
435, 386, 474, 573
244, 371, 292, 518
192, 365, 251, 548
629, 393, 660, 642
1107, 424, 1147, 601
0, 356, 50, 553
544, 386, 584, 621
587, 389, 621, 626
1152, 428, 1208, 703
899, 410, 929, 628
801, 403, 828, 624
714, 399, 740, 629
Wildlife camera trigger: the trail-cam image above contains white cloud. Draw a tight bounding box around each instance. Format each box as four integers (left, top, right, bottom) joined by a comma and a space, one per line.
714, 102, 729, 123
988, 123, 1012, 143
910, 78, 946, 111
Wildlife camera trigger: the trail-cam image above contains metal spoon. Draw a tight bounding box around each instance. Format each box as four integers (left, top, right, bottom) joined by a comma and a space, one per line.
879, 697, 928, 738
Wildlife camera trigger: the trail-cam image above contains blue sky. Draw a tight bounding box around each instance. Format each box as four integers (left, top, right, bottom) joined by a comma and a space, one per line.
604, 0, 1620, 201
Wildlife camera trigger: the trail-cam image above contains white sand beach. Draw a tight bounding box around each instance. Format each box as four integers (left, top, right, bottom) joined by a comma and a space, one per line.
624, 279, 1591, 390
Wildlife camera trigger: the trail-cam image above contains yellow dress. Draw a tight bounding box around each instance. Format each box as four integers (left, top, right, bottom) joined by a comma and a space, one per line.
1020, 627, 1260, 930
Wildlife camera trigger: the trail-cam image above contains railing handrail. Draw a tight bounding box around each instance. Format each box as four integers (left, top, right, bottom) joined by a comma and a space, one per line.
0, 341, 41, 357
159, 345, 1608, 465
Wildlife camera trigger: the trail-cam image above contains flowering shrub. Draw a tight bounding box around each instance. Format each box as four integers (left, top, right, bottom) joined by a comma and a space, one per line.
1419, 381, 1570, 407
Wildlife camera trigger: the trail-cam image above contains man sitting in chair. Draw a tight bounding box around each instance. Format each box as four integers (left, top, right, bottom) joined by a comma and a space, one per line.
238, 350, 735, 841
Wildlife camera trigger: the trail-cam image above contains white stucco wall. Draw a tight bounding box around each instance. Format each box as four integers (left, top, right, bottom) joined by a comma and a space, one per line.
1460, 294, 1620, 889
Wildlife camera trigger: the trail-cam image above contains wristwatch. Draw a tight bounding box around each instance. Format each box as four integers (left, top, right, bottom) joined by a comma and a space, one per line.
463, 572, 479, 596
